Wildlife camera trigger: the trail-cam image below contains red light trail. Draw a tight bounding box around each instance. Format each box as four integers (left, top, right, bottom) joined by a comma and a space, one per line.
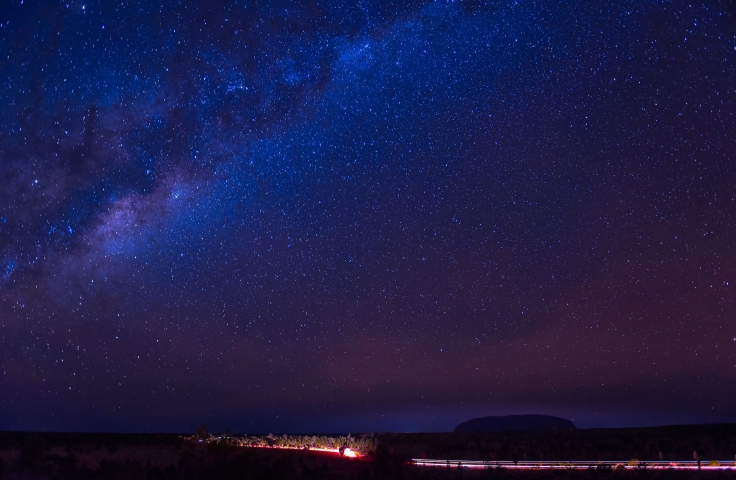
237, 445, 359, 458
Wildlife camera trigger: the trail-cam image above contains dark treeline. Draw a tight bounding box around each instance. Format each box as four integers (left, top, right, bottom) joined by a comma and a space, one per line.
0, 431, 185, 449
378, 424, 736, 462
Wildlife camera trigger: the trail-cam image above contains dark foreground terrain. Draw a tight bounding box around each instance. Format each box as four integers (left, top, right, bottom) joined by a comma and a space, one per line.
379, 424, 736, 463
0, 424, 734, 479
0, 432, 373, 479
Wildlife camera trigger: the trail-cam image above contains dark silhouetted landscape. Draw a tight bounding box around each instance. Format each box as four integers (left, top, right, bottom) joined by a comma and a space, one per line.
1, 423, 736, 479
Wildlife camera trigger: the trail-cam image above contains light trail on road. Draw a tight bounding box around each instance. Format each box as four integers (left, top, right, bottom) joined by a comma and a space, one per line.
412, 459, 736, 471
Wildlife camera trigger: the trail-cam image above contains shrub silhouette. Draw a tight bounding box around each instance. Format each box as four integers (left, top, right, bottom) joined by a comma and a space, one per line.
20, 433, 48, 470
194, 424, 209, 440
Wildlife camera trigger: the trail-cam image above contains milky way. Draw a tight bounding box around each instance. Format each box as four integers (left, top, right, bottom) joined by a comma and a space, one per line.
1, 0, 735, 433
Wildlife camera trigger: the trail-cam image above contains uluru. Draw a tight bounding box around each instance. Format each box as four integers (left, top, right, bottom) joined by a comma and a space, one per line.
454, 414, 577, 433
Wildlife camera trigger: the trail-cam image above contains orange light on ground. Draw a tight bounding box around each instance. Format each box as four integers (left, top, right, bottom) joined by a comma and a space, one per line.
238, 445, 362, 458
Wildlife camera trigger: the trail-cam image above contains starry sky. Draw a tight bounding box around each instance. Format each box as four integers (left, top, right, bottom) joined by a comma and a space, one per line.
1, 0, 735, 434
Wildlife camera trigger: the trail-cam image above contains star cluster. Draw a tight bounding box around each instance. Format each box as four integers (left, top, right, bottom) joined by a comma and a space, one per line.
0, 0, 735, 433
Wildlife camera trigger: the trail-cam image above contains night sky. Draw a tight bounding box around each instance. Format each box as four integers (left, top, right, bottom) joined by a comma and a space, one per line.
1, 0, 735, 434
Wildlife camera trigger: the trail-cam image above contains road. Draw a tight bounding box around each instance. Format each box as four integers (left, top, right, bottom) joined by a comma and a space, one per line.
412, 459, 735, 471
